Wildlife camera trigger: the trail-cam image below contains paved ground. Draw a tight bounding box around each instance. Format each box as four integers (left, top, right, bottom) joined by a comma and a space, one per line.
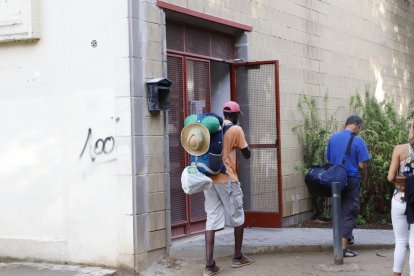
0, 227, 397, 275
142, 248, 402, 275
141, 227, 399, 275
169, 227, 395, 260
0, 262, 116, 276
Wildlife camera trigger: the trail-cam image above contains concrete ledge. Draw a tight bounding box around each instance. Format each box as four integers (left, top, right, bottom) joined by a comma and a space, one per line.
0, 262, 116, 276
0, 238, 68, 262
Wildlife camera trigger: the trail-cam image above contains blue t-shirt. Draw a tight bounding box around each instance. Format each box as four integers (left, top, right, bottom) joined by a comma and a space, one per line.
326, 130, 370, 177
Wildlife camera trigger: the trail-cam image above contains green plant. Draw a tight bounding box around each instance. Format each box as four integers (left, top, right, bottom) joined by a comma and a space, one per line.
293, 94, 340, 218
356, 214, 366, 225
295, 94, 340, 169
295, 89, 413, 224
349, 89, 413, 222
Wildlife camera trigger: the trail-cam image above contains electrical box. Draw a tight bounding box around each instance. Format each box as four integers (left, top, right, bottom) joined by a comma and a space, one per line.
146, 78, 173, 113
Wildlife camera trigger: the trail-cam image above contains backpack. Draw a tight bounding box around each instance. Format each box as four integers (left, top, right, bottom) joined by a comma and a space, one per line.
186, 113, 233, 176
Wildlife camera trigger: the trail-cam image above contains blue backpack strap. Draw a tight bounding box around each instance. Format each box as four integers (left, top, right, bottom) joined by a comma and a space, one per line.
222, 122, 233, 134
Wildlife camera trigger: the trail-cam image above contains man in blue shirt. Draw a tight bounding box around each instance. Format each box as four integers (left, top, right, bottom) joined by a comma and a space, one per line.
326, 115, 370, 257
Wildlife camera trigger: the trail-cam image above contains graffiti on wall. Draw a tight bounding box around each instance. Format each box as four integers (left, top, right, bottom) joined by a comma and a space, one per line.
79, 128, 115, 162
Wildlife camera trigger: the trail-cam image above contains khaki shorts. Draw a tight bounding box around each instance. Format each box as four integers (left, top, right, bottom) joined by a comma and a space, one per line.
203, 180, 244, 231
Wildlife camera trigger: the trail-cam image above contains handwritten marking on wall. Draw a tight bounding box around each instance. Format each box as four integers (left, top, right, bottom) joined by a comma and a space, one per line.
79, 128, 115, 162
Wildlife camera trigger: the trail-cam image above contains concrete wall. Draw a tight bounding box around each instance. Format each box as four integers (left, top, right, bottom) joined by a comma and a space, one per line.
128, 0, 170, 273
154, 0, 414, 222
0, 0, 134, 270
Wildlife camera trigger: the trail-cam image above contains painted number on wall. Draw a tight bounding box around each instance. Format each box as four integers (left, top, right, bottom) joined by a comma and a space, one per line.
79, 128, 115, 162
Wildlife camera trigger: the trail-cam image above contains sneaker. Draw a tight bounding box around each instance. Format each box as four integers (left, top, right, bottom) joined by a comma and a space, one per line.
348, 236, 354, 245
203, 262, 222, 276
231, 254, 253, 268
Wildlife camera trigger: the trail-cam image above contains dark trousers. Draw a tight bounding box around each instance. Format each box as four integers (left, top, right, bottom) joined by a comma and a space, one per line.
341, 176, 360, 240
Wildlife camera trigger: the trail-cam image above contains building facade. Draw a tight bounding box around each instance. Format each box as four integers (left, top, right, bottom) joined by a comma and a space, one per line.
0, 0, 413, 274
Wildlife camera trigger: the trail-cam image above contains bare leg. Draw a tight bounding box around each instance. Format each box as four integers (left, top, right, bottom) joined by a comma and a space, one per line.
342, 237, 348, 249
234, 224, 244, 258
205, 230, 215, 266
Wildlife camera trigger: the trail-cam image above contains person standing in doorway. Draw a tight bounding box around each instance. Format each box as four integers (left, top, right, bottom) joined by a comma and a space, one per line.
203, 101, 253, 276
387, 120, 414, 276
326, 115, 370, 257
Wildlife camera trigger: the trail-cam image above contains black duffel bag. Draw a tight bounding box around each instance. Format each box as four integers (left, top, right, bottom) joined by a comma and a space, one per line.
305, 163, 348, 197
305, 133, 355, 197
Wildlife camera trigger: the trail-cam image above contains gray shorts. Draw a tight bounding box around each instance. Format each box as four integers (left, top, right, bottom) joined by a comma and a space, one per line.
204, 180, 245, 231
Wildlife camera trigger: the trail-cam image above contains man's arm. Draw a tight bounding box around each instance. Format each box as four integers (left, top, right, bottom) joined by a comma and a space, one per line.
358, 162, 367, 170
357, 138, 370, 170
241, 147, 251, 159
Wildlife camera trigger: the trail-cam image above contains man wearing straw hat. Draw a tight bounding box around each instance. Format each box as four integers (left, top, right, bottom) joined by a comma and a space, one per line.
202, 101, 252, 276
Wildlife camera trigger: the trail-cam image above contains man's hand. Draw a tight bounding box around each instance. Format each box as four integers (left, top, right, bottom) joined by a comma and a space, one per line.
358, 162, 366, 170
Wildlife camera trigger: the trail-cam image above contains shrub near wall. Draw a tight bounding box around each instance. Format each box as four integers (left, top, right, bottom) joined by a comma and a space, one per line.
296, 90, 413, 223
294, 94, 339, 219
350, 91, 413, 221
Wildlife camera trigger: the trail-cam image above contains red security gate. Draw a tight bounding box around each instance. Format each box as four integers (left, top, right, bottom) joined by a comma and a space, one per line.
166, 20, 235, 238
231, 61, 282, 227
166, 20, 282, 238
167, 55, 212, 237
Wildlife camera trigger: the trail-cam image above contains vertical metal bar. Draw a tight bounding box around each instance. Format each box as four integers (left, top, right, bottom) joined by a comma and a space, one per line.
274, 60, 282, 223
332, 182, 343, 265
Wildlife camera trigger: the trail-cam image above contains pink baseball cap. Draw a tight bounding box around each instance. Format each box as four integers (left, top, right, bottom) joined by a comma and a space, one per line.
223, 101, 243, 114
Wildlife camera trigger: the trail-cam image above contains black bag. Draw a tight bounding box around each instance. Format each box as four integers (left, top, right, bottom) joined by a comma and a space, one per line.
305, 133, 356, 197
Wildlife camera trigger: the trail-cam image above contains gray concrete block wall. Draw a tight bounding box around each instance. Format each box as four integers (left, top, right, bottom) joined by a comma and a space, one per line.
156, 0, 414, 220
129, 0, 169, 273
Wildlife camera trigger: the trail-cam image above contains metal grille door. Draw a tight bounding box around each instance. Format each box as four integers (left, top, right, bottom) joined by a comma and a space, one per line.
186, 58, 211, 231
166, 21, 233, 238
166, 20, 234, 60
232, 61, 282, 227
167, 55, 187, 230
167, 55, 211, 237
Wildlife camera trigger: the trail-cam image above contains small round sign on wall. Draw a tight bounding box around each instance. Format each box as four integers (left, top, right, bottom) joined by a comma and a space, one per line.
91, 40, 97, 48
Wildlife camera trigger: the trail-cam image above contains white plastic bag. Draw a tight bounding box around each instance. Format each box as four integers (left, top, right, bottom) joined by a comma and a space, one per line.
181, 166, 213, 194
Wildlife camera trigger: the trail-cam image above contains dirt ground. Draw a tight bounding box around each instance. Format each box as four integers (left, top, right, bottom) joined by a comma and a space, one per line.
140, 248, 405, 276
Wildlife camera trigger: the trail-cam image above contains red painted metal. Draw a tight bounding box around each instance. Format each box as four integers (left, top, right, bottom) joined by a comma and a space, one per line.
231, 60, 283, 228
244, 212, 280, 228
157, 1, 252, 31
168, 49, 227, 62
168, 55, 212, 238
275, 60, 283, 228
166, 20, 234, 61
249, 144, 278, 148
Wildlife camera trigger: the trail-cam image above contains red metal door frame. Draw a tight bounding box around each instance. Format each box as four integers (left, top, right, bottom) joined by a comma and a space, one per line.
168, 53, 212, 238
184, 57, 212, 235
231, 60, 283, 228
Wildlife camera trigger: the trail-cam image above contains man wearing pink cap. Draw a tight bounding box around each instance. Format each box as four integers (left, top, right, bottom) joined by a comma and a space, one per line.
202, 101, 252, 275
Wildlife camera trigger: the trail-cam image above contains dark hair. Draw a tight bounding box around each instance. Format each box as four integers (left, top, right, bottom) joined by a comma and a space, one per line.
223, 112, 239, 121
345, 115, 363, 127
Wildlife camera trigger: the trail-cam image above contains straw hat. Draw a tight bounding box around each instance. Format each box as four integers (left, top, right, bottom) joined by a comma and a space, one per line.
180, 123, 210, 156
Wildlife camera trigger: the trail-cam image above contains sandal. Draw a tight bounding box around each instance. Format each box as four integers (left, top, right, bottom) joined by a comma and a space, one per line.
203, 261, 222, 276
343, 247, 358, 257
232, 253, 253, 268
